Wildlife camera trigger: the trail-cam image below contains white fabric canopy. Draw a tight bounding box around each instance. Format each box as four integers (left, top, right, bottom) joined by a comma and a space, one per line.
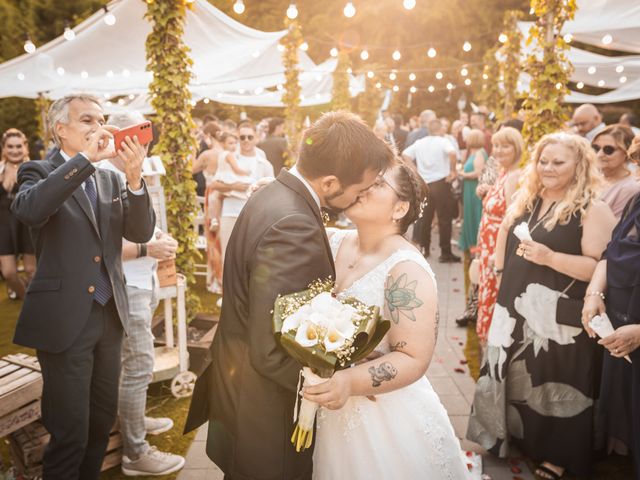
0, 0, 316, 100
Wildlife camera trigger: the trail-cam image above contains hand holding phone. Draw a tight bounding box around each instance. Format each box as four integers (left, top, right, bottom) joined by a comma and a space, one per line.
113, 121, 153, 152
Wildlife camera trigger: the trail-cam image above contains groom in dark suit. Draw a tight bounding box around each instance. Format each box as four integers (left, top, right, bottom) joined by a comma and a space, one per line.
185, 112, 395, 479
11, 94, 155, 479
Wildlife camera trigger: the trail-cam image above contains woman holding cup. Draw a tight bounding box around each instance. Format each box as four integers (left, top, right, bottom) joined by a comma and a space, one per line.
582, 136, 640, 478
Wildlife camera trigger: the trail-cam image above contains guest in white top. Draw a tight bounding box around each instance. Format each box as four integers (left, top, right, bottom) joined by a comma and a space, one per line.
210, 123, 274, 262
402, 118, 461, 263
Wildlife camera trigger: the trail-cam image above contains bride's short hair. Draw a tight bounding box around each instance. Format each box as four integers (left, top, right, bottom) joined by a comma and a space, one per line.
392, 161, 428, 234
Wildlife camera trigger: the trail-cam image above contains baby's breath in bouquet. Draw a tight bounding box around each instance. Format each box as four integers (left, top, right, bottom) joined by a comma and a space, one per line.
273, 278, 390, 452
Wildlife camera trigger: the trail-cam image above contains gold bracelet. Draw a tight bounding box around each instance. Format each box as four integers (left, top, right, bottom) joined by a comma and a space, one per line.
585, 291, 605, 301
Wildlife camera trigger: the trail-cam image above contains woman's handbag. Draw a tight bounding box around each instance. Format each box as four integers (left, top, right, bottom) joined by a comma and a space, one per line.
555, 279, 584, 328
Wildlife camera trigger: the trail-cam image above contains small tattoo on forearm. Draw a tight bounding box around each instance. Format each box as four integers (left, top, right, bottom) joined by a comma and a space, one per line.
390, 341, 407, 352
385, 273, 423, 324
368, 362, 398, 387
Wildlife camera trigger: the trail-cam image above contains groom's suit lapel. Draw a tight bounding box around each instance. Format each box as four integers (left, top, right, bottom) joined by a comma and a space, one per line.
276, 169, 335, 274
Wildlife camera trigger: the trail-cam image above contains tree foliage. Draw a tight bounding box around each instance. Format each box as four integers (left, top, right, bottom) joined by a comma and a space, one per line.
145, 0, 201, 315
521, 0, 576, 149
498, 10, 523, 121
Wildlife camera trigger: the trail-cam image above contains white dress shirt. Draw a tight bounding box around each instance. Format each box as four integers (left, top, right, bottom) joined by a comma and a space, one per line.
289, 164, 321, 212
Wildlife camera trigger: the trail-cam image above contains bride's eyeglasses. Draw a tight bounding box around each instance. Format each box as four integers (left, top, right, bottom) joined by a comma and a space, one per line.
368, 174, 402, 197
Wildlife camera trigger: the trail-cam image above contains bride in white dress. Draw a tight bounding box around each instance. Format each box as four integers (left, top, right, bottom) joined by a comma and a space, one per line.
305, 163, 470, 480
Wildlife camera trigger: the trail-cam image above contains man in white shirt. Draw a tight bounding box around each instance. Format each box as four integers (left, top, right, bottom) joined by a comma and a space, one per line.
99, 111, 184, 476
403, 119, 461, 263
572, 104, 606, 141
211, 122, 274, 262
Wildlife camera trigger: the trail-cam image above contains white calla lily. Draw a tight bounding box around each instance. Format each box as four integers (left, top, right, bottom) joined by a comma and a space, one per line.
310, 291, 341, 316
323, 325, 347, 352
295, 321, 320, 347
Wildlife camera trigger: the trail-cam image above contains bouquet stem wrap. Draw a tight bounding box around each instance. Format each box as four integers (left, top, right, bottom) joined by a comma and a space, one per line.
291, 367, 325, 452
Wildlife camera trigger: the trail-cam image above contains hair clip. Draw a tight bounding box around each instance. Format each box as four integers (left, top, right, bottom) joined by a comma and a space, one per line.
418, 198, 428, 218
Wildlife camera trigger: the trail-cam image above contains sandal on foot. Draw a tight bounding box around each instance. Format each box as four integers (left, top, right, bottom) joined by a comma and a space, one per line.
535, 464, 563, 480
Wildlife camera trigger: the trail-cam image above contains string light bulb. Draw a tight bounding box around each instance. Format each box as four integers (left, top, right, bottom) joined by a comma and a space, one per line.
427, 47, 437, 58
409, 73, 416, 81
428, 85, 435, 93
460, 68, 468, 77
410, 86, 417, 93
555, 82, 563, 90
482, 73, 488, 80
576, 81, 584, 89
446, 82, 454, 90
367, 71, 374, 78
343, 2, 356, 18
403, 0, 416, 10
563, 33, 573, 43
375, 82, 382, 89
498, 33, 508, 43
435, 71, 443, 80
620, 76, 627, 83
64, 26, 75, 41
56, 67, 65, 76
464, 78, 471, 86
602, 34, 613, 45
330, 47, 338, 57
300, 42, 309, 51
360, 49, 369, 60
392, 50, 401, 61
587, 66, 596, 75
233, 0, 245, 14
462, 41, 472, 52
597, 80, 605, 87
24, 37, 36, 54
392, 85, 399, 92
616, 65, 624, 73
103, 6, 116, 26
389, 72, 397, 80
286, 3, 298, 19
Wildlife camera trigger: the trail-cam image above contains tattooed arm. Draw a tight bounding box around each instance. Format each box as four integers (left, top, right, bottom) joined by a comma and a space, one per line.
303, 261, 438, 409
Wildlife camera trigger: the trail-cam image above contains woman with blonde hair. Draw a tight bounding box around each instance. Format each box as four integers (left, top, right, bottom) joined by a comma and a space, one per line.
474, 127, 523, 341
467, 133, 617, 479
0, 128, 35, 299
592, 123, 640, 218
458, 129, 487, 297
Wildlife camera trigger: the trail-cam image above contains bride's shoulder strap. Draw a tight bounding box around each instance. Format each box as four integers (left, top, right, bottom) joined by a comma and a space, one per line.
384, 250, 437, 291
327, 228, 351, 258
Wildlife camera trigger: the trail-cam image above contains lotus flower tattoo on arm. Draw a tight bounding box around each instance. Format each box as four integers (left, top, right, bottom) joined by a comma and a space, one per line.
384, 273, 424, 324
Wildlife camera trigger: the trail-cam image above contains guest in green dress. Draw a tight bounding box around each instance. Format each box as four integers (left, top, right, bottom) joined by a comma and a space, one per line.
459, 129, 487, 297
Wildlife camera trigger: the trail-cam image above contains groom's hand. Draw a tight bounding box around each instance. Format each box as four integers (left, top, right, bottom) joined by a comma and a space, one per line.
302, 370, 351, 410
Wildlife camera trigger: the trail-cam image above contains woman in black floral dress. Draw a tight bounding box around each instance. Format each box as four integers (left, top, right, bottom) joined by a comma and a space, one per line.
467, 133, 616, 479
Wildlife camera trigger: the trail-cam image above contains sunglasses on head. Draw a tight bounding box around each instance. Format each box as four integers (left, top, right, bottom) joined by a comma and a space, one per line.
239, 135, 254, 141
592, 144, 617, 155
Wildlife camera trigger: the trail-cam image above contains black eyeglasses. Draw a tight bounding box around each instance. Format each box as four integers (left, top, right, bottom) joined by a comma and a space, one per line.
239, 135, 254, 141
592, 144, 617, 156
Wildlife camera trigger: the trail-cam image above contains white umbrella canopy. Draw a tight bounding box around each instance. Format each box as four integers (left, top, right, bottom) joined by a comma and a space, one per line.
0, 0, 314, 100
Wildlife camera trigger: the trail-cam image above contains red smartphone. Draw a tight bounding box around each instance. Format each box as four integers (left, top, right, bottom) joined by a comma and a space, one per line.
113, 121, 153, 152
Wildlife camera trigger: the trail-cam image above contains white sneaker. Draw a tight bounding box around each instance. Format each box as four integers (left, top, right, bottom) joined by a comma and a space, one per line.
121, 446, 185, 476
144, 416, 174, 435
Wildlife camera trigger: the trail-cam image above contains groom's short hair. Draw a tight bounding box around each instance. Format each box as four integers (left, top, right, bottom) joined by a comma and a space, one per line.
297, 111, 394, 186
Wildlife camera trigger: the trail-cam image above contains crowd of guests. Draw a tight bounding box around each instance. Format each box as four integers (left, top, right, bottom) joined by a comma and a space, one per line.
2, 97, 640, 478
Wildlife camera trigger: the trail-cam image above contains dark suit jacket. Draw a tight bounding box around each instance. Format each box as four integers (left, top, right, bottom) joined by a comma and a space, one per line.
11, 151, 155, 353
185, 170, 335, 480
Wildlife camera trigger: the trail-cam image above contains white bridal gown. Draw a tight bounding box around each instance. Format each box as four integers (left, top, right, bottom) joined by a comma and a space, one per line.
313, 230, 470, 480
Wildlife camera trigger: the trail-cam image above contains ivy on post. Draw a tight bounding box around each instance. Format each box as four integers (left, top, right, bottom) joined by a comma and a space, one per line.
35, 93, 51, 157
499, 10, 523, 121
331, 49, 351, 111
357, 69, 383, 127
478, 45, 502, 117
145, 0, 201, 315
521, 0, 576, 150
282, 17, 303, 167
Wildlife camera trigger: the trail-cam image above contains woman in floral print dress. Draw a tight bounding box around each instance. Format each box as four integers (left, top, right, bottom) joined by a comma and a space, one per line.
467, 133, 616, 479
475, 127, 523, 342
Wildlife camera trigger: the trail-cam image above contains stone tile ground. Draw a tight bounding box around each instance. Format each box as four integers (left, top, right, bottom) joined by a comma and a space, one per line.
178, 239, 534, 480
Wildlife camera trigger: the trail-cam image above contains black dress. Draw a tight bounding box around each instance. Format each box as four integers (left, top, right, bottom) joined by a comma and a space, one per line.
600, 192, 640, 479
0, 179, 33, 255
468, 199, 600, 476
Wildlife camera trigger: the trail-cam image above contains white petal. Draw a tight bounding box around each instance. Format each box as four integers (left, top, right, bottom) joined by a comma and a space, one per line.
324, 326, 347, 352
311, 292, 341, 316
295, 322, 319, 347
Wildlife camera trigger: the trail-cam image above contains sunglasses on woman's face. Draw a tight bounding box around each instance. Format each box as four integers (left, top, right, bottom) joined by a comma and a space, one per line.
592, 144, 617, 156
239, 135, 254, 141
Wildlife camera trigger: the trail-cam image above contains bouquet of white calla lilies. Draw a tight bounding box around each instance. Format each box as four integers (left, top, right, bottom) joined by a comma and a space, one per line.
273, 278, 389, 452
514, 221, 533, 241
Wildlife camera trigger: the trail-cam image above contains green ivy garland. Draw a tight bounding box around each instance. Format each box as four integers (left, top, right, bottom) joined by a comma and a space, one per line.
145, 0, 200, 315
499, 10, 523, 121
521, 0, 576, 150
478, 45, 502, 117
331, 49, 351, 112
282, 17, 303, 166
